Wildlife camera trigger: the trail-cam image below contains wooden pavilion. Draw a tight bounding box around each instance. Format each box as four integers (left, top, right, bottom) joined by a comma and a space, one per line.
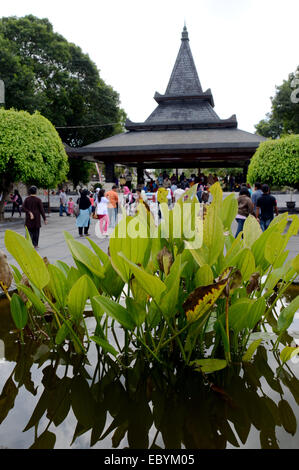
66, 26, 265, 183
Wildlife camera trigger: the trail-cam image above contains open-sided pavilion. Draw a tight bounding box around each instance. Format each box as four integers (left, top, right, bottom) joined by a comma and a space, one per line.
66, 26, 265, 184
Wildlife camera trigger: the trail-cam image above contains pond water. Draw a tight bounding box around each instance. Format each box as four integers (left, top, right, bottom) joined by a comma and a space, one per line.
0, 288, 299, 450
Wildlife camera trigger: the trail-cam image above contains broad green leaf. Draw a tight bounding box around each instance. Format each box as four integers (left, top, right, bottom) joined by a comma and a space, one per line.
234, 248, 256, 281
5, 230, 49, 289
17, 284, 46, 315
117, 252, 166, 302
48, 264, 68, 308
55, 260, 70, 277
55, 323, 69, 345
280, 346, 299, 364
251, 214, 288, 272
66, 267, 82, 291
246, 297, 266, 330
243, 215, 262, 248
87, 238, 124, 297
194, 264, 214, 287
265, 232, 286, 265
64, 233, 105, 279
209, 182, 223, 215
90, 336, 118, 357
292, 253, 299, 273
221, 193, 238, 231
222, 233, 244, 269
159, 257, 183, 318
10, 265, 22, 283
203, 205, 224, 265
92, 295, 135, 330
67, 275, 98, 322
125, 297, 146, 327
109, 214, 152, 282
277, 295, 299, 334
216, 298, 252, 334
87, 238, 110, 267
10, 293, 28, 329
242, 339, 262, 362
191, 358, 227, 374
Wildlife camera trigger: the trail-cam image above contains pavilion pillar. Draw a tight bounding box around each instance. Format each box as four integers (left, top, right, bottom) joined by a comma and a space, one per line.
176, 168, 179, 180
243, 160, 250, 183
137, 164, 144, 186
105, 161, 115, 183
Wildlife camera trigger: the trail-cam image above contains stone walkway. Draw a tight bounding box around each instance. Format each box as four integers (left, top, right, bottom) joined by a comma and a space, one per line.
0, 213, 109, 269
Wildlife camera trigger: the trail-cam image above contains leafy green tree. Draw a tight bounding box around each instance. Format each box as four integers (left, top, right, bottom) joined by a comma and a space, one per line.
247, 134, 299, 188
67, 160, 94, 189
255, 67, 299, 138
0, 108, 69, 218
0, 15, 126, 186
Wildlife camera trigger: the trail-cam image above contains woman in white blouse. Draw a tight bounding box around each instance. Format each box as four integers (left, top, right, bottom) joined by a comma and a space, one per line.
95, 189, 109, 236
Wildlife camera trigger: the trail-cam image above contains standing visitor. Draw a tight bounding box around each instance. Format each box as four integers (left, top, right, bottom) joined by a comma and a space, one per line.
251, 182, 263, 212
67, 197, 74, 216
95, 189, 109, 237
196, 184, 204, 203
125, 172, 132, 189
22, 186, 47, 248
157, 186, 168, 218
173, 185, 185, 203
256, 184, 278, 232
167, 187, 172, 207
11, 189, 22, 217
59, 189, 68, 216
105, 185, 119, 228
76, 189, 92, 237
235, 188, 254, 238
119, 174, 126, 189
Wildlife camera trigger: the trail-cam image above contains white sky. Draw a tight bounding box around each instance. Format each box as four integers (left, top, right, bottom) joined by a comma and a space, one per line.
1, 0, 298, 133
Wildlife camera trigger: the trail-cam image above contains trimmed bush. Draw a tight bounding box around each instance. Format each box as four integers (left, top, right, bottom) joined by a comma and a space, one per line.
247, 134, 299, 187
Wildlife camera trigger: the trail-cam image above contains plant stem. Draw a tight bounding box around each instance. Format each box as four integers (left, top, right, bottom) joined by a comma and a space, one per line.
225, 296, 231, 362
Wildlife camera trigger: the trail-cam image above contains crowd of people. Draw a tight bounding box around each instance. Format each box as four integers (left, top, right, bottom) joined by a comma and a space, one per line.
6, 171, 280, 248
235, 182, 278, 237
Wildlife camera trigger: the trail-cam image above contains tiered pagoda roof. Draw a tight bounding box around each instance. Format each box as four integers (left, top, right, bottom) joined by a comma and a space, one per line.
67, 26, 265, 169
126, 25, 237, 131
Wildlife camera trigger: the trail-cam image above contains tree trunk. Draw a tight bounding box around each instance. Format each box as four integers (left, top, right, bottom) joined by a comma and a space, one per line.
0, 179, 13, 221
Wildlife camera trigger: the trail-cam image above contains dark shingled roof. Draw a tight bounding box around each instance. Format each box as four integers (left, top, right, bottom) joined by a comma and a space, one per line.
125, 25, 236, 131
67, 25, 266, 167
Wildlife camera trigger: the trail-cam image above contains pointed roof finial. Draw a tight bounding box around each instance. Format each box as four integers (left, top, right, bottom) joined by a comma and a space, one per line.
181, 23, 189, 41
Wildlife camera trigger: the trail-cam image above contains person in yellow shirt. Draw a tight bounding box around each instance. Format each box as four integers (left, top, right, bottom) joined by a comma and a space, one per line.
157, 187, 168, 219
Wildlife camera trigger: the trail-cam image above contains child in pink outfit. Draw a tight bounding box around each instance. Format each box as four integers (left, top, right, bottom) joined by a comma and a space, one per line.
67, 198, 74, 216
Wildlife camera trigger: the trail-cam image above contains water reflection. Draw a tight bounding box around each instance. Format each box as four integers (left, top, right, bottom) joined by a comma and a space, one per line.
0, 296, 299, 449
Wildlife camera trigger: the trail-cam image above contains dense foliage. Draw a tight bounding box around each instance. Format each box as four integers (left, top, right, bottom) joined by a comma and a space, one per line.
247, 135, 299, 188
0, 15, 127, 187
255, 67, 299, 138
1, 183, 299, 374
0, 108, 69, 215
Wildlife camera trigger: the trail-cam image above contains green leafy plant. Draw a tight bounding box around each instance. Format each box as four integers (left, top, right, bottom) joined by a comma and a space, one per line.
247, 134, 299, 187
2, 182, 299, 374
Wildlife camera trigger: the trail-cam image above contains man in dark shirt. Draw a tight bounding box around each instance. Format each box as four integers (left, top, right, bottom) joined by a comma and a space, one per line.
256, 184, 278, 231
22, 186, 47, 248
251, 182, 263, 212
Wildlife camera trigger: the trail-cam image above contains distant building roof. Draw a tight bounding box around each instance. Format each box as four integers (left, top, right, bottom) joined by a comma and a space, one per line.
66, 25, 265, 168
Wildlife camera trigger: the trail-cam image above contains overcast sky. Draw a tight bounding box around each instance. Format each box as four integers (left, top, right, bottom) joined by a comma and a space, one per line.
1, 0, 298, 133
